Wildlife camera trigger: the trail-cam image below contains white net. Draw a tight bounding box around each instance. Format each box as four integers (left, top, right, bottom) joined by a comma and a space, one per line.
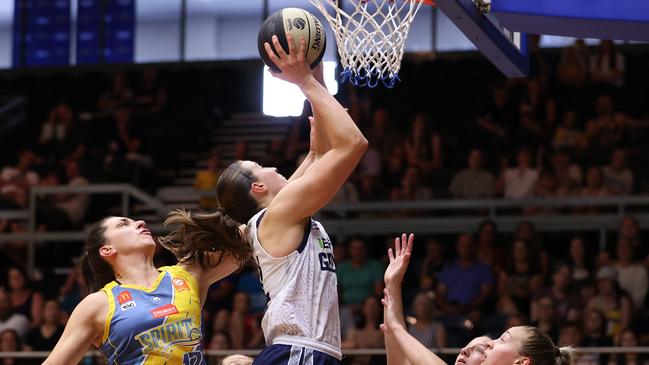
309, 0, 427, 88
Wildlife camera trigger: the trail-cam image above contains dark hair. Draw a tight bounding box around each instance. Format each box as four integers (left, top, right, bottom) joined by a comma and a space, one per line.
81, 217, 115, 292
160, 161, 258, 270
6, 265, 30, 290
520, 326, 574, 365
0, 329, 23, 351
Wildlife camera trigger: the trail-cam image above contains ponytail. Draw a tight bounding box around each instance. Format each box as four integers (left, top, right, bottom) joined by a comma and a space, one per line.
82, 217, 116, 292
160, 209, 253, 269
520, 327, 575, 365
557, 346, 575, 365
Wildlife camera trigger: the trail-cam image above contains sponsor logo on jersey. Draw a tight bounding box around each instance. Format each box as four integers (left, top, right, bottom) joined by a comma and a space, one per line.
117, 291, 133, 304
151, 303, 180, 318
172, 278, 189, 292
121, 301, 137, 311
135, 318, 202, 355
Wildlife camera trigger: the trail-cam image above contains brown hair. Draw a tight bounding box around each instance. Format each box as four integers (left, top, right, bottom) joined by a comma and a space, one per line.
520, 326, 574, 365
159, 161, 259, 267
80, 217, 115, 292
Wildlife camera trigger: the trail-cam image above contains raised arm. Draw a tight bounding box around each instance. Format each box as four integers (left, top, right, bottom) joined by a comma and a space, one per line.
261, 34, 367, 255
382, 234, 447, 365
42, 292, 107, 365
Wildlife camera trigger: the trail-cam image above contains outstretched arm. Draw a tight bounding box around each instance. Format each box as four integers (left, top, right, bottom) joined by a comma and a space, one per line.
382, 234, 447, 365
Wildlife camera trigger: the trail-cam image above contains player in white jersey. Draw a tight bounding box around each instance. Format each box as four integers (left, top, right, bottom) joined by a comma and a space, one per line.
169, 33, 367, 365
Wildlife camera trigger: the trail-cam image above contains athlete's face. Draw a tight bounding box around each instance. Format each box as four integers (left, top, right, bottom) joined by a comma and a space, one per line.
101, 217, 155, 257
221, 354, 253, 365
455, 336, 490, 365
483, 327, 530, 365
242, 160, 288, 197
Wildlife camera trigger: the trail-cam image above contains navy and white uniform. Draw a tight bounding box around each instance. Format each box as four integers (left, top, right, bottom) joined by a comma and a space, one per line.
248, 208, 341, 364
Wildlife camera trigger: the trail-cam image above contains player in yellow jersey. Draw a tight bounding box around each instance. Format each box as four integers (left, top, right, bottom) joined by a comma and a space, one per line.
43, 216, 251, 365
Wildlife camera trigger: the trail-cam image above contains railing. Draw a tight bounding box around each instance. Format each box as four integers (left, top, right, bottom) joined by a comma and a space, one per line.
2, 184, 649, 276
0, 184, 167, 278
1, 347, 648, 359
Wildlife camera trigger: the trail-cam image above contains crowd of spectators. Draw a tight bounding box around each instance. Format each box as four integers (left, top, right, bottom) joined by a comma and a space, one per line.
1, 38, 649, 364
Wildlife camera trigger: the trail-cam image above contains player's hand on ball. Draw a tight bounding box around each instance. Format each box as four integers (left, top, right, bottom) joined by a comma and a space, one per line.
264, 33, 312, 86
384, 233, 414, 288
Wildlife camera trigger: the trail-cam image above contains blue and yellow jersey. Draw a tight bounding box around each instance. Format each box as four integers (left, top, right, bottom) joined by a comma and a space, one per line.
98, 265, 206, 365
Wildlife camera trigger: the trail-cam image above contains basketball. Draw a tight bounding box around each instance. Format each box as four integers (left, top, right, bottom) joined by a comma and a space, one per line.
257, 8, 327, 72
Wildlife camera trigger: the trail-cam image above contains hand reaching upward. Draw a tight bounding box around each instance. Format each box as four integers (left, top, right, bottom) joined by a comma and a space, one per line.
384, 233, 414, 289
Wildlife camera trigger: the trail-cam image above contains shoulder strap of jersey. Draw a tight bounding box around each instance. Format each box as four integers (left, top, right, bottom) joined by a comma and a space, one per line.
158, 265, 199, 290
99, 281, 118, 344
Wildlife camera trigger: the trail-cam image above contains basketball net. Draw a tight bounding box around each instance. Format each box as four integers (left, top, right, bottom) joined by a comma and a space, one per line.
309, 0, 430, 88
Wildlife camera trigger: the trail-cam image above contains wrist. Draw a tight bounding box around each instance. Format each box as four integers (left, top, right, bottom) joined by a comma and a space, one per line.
297, 75, 320, 92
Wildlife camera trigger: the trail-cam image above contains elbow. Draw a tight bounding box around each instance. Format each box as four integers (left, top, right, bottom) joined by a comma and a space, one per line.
353, 136, 369, 153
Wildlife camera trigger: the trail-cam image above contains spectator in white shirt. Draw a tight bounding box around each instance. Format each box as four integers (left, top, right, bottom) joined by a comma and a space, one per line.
614, 239, 647, 309
603, 148, 633, 195
500, 147, 539, 199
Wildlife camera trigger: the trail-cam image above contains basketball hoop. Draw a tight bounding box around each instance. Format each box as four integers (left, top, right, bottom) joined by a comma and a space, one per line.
309, 0, 433, 88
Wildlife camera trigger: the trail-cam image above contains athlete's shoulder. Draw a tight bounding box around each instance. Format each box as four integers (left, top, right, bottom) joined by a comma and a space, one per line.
72, 291, 110, 334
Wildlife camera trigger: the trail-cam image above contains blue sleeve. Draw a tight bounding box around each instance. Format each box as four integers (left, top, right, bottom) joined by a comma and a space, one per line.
480, 265, 494, 285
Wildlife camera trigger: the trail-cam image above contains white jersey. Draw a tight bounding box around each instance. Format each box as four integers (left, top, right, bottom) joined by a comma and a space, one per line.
248, 209, 341, 360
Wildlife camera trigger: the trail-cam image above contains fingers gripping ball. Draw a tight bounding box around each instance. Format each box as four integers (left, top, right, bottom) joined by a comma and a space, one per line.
258, 8, 327, 72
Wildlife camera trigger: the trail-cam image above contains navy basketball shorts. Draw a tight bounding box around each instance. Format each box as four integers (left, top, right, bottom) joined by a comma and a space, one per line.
253, 344, 341, 365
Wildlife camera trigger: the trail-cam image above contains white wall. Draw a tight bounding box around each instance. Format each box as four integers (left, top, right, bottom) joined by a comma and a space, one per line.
0, 27, 10, 69
135, 20, 181, 63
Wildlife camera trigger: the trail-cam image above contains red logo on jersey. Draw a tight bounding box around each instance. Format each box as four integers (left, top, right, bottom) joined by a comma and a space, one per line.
172, 278, 189, 292
151, 304, 179, 318
117, 291, 133, 304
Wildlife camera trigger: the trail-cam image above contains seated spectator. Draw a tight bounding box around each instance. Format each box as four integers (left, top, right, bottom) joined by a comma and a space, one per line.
586, 266, 632, 338
417, 239, 446, 291
210, 309, 231, 339
0, 329, 26, 365
608, 329, 649, 365
581, 308, 614, 365
558, 321, 583, 349
1, 150, 40, 201
532, 263, 582, 324
206, 330, 232, 365
54, 161, 89, 227
23, 299, 64, 351
407, 292, 446, 348
553, 110, 585, 150
579, 166, 612, 201
235, 263, 266, 319
550, 148, 583, 196
382, 145, 406, 193
194, 151, 223, 209
603, 148, 633, 194
229, 292, 263, 349
499, 147, 539, 199
6, 267, 43, 328
0, 291, 29, 339
513, 221, 549, 278
530, 295, 560, 343
57, 265, 87, 316
614, 239, 648, 309
366, 107, 400, 158
436, 233, 494, 319
498, 240, 544, 317
590, 40, 625, 87
568, 236, 594, 287
342, 296, 384, 365
617, 215, 647, 264
358, 174, 387, 202
524, 171, 559, 215
448, 149, 495, 199
337, 239, 384, 309
583, 95, 625, 162
390, 166, 432, 201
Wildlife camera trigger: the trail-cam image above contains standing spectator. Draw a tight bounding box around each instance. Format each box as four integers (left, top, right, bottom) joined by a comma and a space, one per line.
568, 236, 594, 286
500, 147, 539, 199
498, 240, 544, 317
6, 267, 43, 328
603, 149, 633, 194
590, 40, 625, 87
0, 291, 29, 338
517, 78, 555, 147
38, 102, 79, 163
407, 292, 446, 348
614, 239, 648, 309
581, 308, 613, 365
403, 112, 442, 183
417, 239, 446, 291
342, 296, 384, 365
436, 233, 494, 318
98, 71, 133, 114
1, 150, 40, 200
475, 85, 517, 152
337, 239, 384, 309
194, 151, 223, 209
553, 111, 585, 150
449, 149, 495, 199
557, 45, 588, 88
133, 68, 167, 114
587, 266, 632, 338
23, 299, 64, 351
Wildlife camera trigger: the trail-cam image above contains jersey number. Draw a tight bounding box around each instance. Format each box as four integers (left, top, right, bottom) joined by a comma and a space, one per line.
183, 351, 202, 365
319, 252, 336, 272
